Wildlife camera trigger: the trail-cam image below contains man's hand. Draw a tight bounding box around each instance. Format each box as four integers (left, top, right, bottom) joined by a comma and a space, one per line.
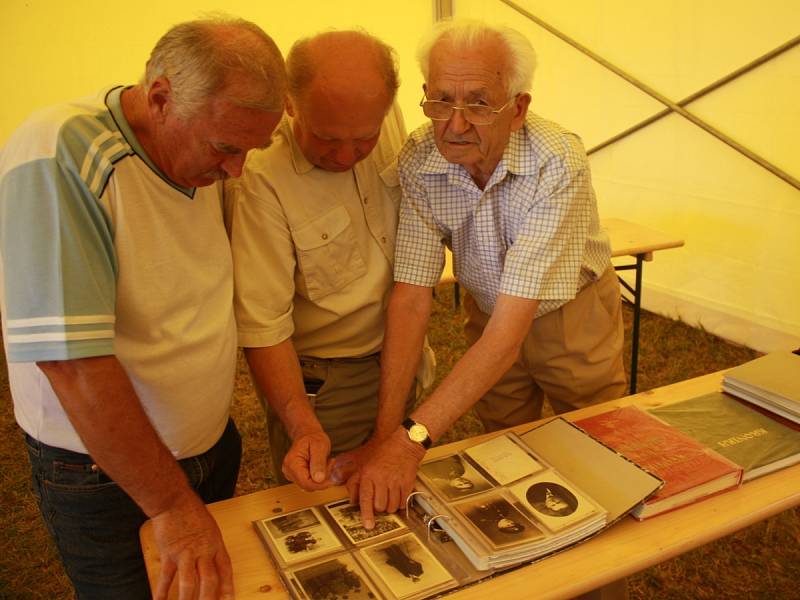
151, 493, 233, 600
282, 430, 333, 490
328, 440, 379, 486
351, 428, 426, 529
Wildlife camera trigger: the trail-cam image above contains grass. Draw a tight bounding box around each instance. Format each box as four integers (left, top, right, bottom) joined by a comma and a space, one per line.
1, 284, 797, 599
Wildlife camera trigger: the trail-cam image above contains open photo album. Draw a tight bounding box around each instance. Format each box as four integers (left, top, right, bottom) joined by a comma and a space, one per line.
254, 417, 662, 598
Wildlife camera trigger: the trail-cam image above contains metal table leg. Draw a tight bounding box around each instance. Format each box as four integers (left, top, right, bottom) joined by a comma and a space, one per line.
614, 254, 644, 394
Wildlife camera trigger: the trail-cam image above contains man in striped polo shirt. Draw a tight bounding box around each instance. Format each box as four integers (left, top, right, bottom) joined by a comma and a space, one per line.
0, 18, 285, 599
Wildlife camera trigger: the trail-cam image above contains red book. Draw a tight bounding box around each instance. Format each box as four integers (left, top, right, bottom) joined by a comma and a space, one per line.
575, 406, 743, 520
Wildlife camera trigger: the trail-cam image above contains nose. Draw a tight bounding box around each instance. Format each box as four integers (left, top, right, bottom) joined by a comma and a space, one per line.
221, 153, 247, 178
448, 109, 472, 135
332, 143, 358, 167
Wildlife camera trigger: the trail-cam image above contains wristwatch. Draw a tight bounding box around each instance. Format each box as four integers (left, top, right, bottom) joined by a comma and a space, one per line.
402, 418, 432, 449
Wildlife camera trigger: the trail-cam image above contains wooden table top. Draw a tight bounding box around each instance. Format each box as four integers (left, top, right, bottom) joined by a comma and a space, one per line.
141, 371, 800, 599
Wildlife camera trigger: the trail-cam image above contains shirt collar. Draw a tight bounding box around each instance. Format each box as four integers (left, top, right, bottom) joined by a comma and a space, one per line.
106, 86, 195, 197
283, 117, 316, 175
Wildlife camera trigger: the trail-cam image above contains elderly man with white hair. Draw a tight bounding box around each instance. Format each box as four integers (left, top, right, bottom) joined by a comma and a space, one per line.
346, 19, 626, 544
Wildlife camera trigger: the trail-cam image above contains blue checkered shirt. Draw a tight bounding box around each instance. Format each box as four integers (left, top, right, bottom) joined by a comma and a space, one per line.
395, 113, 611, 317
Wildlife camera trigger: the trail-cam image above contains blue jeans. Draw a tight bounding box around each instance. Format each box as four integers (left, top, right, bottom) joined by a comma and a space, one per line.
24, 418, 241, 600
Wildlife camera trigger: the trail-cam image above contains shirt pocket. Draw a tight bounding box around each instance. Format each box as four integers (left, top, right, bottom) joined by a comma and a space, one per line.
291, 205, 368, 302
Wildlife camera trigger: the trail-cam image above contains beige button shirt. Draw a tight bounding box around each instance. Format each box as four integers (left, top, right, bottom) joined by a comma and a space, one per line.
225, 104, 406, 358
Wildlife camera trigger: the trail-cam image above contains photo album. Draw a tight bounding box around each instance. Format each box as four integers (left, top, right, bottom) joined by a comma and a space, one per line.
254, 417, 662, 599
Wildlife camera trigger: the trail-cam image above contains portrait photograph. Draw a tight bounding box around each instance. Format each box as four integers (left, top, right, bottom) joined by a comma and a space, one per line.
463, 434, 544, 485
260, 507, 343, 565
291, 554, 380, 600
325, 498, 407, 545
454, 491, 543, 549
509, 471, 601, 532
419, 454, 493, 500
361, 532, 455, 599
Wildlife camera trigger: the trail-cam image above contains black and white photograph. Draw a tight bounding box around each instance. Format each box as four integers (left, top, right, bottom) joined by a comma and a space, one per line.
291, 554, 380, 600
463, 434, 544, 485
419, 454, 493, 500
260, 507, 343, 565
455, 492, 543, 548
509, 471, 599, 532
325, 499, 407, 544
361, 533, 455, 599
264, 508, 321, 537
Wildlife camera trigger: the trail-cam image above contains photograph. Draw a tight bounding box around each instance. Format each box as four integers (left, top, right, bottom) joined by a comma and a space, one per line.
291, 554, 380, 600
361, 533, 455, 599
260, 507, 344, 565
509, 471, 602, 532
455, 491, 544, 549
419, 454, 493, 500
463, 434, 544, 485
325, 499, 407, 544
264, 508, 321, 537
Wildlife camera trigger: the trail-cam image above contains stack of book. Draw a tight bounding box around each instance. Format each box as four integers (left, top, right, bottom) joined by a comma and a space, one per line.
721, 352, 800, 424
575, 406, 743, 520
649, 391, 800, 481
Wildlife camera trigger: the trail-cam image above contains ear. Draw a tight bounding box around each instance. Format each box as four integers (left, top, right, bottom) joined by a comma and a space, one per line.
146, 77, 173, 123
510, 93, 531, 132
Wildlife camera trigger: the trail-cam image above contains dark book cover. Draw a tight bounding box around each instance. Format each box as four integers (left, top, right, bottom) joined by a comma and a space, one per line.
649, 392, 800, 480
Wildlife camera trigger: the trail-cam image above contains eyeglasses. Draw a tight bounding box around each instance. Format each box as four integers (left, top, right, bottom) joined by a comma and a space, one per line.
419, 94, 518, 126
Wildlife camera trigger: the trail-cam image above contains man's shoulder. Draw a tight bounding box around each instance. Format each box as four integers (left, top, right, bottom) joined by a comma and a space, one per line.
399, 122, 436, 167
518, 113, 587, 167
2, 88, 124, 175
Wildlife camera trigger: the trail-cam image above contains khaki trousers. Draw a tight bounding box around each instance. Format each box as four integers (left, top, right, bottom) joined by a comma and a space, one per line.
464, 267, 627, 431
467, 268, 629, 600
264, 354, 417, 484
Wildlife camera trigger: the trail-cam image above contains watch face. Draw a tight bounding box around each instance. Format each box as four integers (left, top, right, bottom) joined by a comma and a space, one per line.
409, 424, 429, 443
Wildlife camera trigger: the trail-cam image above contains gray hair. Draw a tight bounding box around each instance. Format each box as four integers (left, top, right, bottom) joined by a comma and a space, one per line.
286, 30, 399, 104
417, 19, 536, 96
144, 16, 287, 119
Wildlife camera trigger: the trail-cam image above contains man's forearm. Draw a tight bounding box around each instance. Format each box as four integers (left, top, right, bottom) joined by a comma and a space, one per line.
372, 283, 433, 440
244, 340, 322, 440
37, 355, 196, 518
410, 294, 540, 441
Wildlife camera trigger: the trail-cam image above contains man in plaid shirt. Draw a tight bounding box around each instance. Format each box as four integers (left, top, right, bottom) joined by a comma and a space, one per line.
339, 20, 626, 549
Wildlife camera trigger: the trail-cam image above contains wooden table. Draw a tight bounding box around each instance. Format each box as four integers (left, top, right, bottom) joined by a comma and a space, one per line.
439, 218, 684, 394
140, 371, 800, 599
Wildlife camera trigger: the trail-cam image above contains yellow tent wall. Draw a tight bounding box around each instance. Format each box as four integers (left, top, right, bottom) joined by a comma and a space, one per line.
458, 0, 800, 352
2, 0, 798, 352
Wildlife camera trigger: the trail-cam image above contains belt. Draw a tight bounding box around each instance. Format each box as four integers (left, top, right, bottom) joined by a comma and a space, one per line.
299, 351, 381, 367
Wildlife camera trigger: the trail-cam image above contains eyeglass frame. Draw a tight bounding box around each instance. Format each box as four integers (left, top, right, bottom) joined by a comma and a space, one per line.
419, 93, 520, 125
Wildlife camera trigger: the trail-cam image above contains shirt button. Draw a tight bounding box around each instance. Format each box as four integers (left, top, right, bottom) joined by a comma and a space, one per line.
321, 233, 328, 240
363, 196, 369, 204
381, 236, 387, 243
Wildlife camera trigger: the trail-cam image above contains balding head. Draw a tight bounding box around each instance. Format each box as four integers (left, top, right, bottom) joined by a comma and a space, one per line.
285, 31, 399, 172
287, 30, 398, 108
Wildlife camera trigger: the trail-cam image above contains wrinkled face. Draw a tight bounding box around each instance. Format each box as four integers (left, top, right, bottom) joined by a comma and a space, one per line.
426, 38, 529, 183
289, 81, 390, 172
159, 95, 282, 188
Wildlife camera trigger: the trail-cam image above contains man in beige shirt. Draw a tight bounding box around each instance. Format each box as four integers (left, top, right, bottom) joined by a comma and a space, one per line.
226, 30, 432, 490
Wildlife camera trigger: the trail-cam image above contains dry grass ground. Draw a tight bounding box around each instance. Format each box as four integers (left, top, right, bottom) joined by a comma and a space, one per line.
1, 284, 798, 599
